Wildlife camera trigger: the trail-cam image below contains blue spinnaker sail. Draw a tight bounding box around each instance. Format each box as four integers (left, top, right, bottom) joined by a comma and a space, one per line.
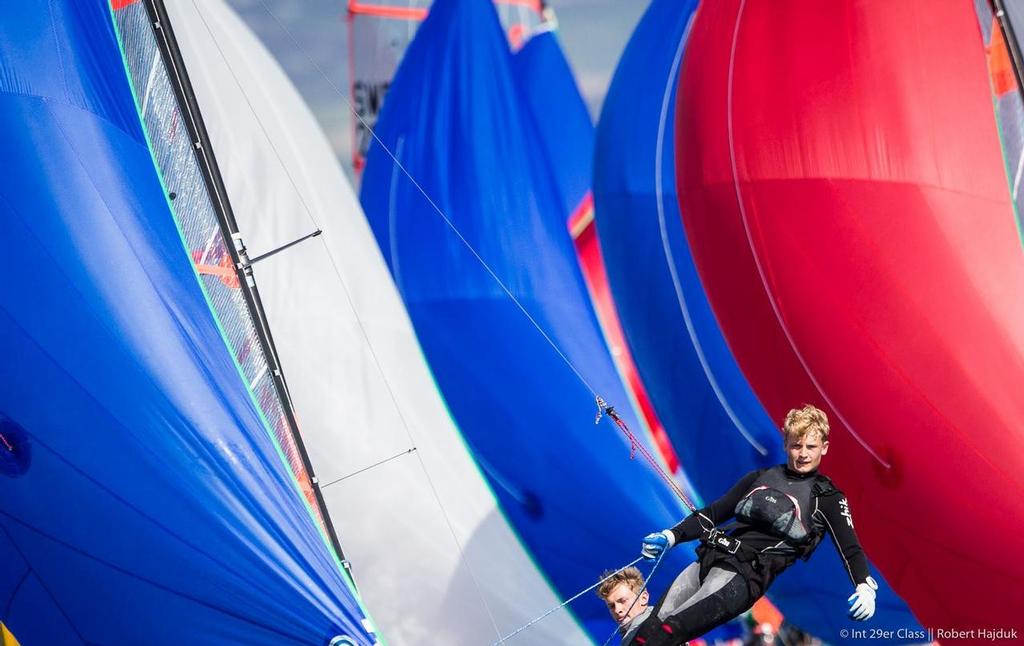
594, 0, 778, 499
592, 0, 922, 640
511, 29, 594, 220
0, 1, 374, 643
360, 0, 692, 640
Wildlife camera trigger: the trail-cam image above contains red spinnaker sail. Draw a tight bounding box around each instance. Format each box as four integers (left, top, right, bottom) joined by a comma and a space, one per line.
677, 0, 1024, 635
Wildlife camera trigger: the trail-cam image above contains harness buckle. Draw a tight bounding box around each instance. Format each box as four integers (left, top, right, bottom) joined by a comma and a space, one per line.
706, 529, 741, 555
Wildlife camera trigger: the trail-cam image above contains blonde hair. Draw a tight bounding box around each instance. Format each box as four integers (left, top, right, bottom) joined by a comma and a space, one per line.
783, 404, 830, 443
597, 566, 645, 600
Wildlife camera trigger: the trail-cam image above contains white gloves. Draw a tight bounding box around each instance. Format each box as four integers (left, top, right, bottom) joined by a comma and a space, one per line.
640, 529, 676, 561
848, 577, 879, 621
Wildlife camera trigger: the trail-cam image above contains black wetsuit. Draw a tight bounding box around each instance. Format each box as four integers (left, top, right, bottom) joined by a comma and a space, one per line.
631, 465, 872, 646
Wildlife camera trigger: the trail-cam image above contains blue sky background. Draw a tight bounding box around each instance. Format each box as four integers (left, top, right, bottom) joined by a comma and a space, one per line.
226, 0, 649, 180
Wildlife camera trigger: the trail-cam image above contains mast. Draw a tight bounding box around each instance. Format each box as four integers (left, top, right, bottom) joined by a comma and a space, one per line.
993, 0, 1024, 98
140, 0, 349, 570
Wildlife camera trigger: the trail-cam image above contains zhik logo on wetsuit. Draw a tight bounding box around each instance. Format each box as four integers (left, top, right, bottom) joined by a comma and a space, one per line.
839, 498, 854, 528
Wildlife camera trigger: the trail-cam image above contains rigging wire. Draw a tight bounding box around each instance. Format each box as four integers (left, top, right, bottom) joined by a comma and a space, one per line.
319, 448, 417, 488
245, 0, 694, 508
490, 555, 652, 645
597, 398, 696, 513
251, 0, 601, 399
242, 0, 700, 542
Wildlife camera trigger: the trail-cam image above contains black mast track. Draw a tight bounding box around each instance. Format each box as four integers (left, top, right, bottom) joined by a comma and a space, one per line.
142, 0, 349, 573
994, 0, 1024, 100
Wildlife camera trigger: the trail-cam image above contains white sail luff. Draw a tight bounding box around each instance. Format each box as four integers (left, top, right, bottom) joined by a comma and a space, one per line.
162, 2, 591, 643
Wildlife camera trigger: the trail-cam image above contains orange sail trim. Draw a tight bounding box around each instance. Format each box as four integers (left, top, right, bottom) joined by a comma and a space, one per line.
988, 16, 1018, 96
348, 1, 428, 21
191, 250, 241, 289
750, 597, 784, 632
569, 193, 682, 474
110, 0, 140, 9
507, 23, 527, 50
348, 1, 540, 22
495, 0, 543, 10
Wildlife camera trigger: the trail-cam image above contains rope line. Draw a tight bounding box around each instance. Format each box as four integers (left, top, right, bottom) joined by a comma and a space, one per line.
597, 398, 696, 512
242, 0, 697, 512
490, 556, 646, 645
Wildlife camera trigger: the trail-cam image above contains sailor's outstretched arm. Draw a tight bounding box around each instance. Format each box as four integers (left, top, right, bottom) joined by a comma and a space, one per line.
641, 469, 763, 560
818, 493, 872, 585
817, 493, 878, 620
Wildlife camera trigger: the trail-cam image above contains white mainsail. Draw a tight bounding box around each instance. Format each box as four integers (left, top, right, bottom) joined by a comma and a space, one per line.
161, 1, 592, 643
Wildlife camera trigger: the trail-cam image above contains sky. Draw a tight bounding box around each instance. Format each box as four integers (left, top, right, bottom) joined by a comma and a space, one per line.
226, 0, 649, 180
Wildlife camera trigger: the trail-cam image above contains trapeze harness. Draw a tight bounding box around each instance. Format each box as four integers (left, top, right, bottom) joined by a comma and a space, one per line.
690, 465, 856, 597
629, 465, 873, 645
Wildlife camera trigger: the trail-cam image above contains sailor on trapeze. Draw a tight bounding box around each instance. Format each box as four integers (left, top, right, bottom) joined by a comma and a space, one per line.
600, 404, 879, 645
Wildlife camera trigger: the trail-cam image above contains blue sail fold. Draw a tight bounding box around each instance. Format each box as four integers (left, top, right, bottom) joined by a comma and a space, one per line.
511, 29, 594, 220
0, 1, 374, 644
